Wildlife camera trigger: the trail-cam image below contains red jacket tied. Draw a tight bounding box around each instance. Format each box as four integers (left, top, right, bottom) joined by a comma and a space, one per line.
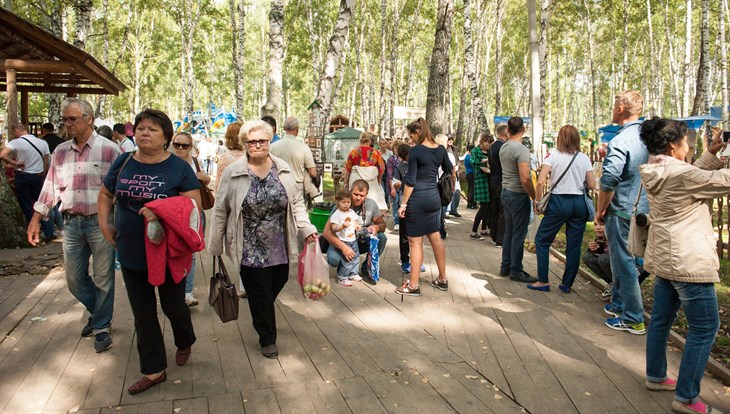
144, 196, 205, 286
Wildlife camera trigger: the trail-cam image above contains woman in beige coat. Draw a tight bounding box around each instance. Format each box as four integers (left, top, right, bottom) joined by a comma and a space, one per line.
209, 119, 317, 359
639, 119, 726, 414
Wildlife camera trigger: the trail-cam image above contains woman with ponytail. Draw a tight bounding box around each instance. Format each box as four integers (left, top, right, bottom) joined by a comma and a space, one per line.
395, 118, 453, 296
640, 119, 727, 414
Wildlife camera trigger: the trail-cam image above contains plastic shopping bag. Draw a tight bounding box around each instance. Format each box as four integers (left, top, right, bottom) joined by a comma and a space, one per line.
297, 241, 331, 300
367, 235, 380, 282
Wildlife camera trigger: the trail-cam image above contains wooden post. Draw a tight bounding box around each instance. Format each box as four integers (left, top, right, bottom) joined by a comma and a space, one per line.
6, 68, 17, 140
20, 91, 28, 126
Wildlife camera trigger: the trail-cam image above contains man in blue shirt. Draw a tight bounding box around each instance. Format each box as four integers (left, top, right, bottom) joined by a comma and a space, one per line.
463, 144, 476, 208
594, 90, 648, 335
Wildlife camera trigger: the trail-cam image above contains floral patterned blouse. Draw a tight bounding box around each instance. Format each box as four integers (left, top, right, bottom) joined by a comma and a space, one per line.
344, 146, 385, 175
240, 164, 289, 268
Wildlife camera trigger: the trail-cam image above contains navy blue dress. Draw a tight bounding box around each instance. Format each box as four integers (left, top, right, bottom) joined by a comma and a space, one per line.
404, 144, 453, 237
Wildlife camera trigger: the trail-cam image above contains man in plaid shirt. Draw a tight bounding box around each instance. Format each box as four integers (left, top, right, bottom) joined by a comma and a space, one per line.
27, 98, 122, 353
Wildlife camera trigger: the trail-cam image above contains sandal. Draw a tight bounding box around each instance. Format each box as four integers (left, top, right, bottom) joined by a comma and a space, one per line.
395, 282, 421, 297
128, 371, 166, 395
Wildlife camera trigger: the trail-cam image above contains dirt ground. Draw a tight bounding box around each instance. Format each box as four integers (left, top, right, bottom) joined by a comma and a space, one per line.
0, 241, 63, 278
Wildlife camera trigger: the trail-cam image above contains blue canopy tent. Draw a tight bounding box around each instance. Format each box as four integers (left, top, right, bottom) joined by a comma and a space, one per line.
493, 116, 531, 125
599, 115, 721, 143
710, 106, 730, 125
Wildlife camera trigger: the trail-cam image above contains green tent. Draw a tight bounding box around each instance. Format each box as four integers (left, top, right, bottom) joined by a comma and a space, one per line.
324, 127, 362, 140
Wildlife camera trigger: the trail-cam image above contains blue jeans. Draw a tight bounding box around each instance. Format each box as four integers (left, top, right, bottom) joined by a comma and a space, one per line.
646, 277, 719, 404
185, 213, 205, 294
606, 214, 644, 323
327, 232, 386, 268
392, 193, 400, 226
63, 214, 116, 334
535, 194, 587, 285
501, 189, 531, 274
334, 240, 360, 277
449, 188, 461, 214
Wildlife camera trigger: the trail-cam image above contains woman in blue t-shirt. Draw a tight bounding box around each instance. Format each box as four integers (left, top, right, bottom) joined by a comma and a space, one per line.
98, 109, 202, 396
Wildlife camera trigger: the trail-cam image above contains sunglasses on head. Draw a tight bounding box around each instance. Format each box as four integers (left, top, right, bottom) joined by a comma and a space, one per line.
172, 142, 192, 149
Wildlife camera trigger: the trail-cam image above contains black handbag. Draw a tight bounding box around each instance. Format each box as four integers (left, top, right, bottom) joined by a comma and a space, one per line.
209, 256, 239, 323
437, 172, 453, 206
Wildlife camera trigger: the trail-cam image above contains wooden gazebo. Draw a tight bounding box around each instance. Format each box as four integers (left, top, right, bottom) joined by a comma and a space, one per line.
0, 7, 126, 137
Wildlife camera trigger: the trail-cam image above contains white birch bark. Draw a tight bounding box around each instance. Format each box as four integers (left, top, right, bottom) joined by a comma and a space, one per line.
538, 0, 551, 136
463, 0, 488, 133
494, 0, 505, 117
425, 0, 454, 135
583, 0, 598, 136
388, 1, 401, 138
720, 0, 729, 122
96, 0, 110, 117
229, 0, 245, 119
621, 0, 629, 90
645, 0, 657, 116
528, 0, 544, 159
665, 0, 682, 116
73, 0, 93, 50
311, 0, 355, 136
404, 0, 423, 107
690, 0, 710, 115
262, 0, 284, 120
683, 0, 693, 116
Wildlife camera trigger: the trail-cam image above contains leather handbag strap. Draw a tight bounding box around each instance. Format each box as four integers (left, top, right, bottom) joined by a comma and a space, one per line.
632, 183, 644, 215
192, 157, 202, 173
115, 151, 135, 197
549, 152, 579, 190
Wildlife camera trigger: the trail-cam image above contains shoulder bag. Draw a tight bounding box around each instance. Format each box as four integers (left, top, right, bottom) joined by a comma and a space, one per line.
536, 153, 578, 215
628, 184, 648, 257
192, 157, 215, 210
437, 148, 454, 207
209, 256, 239, 322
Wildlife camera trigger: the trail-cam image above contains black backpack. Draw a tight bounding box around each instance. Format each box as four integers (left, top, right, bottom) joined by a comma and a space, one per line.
437, 172, 453, 206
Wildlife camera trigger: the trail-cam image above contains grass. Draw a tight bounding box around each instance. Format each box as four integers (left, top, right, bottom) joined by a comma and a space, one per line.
551, 223, 730, 368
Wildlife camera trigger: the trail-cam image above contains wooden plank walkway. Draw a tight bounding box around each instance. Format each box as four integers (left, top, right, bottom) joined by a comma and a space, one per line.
1, 207, 728, 414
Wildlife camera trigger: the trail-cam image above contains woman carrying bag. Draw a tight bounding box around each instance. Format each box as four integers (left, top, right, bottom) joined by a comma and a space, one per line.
528, 125, 595, 293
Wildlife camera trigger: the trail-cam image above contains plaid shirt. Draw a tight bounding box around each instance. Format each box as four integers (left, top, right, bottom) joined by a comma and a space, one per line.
34, 132, 122, 217
470, 147, 490, 203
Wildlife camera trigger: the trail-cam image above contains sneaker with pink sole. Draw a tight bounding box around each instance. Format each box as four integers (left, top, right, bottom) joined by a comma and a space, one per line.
671, 400, 720, 414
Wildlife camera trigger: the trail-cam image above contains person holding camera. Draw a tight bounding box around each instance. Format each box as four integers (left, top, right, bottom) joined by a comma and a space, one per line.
640, 121, 727, 414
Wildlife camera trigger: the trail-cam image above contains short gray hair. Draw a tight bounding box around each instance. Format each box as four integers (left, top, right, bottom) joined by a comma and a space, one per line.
283, 116, 299, 132
239, 119, 274, 146
61, 98, 94, 119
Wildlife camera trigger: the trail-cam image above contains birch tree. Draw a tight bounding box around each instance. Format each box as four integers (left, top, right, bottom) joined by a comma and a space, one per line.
229, 0, 246, 118
683, 0, 693, 116
73, 0, 93, 50
494, 0, 504, 117
690, 0, 710, 115
262, 0, 284, 120
583, 0, 599, 137
462, 0, 488, 133
425, 0, 454, 135
720, 0, 729, 122
310, 0, 355, 136
528, 0, 544, 158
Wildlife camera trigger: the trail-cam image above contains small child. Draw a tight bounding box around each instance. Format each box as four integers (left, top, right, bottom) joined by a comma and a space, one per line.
330, 188, 363, 285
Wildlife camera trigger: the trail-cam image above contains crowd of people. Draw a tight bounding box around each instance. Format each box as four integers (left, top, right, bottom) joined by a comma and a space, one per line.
1, 91, 726, 413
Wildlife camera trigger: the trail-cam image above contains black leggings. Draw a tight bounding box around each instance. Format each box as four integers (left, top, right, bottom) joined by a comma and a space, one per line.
240, 263, 289, 347
472, 202, 490, 233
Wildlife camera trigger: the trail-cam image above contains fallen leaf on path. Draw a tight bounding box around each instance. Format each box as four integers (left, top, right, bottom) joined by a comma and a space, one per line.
421, 378, 429, 384
465, 375, 479, 380
585, 392, 591, 396
174, 380, 182, 384
442, 374, 450, 378
480, 380, 488, 384
494, 394, 503, 400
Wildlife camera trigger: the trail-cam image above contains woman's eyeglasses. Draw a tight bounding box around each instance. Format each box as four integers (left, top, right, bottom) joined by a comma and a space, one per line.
246, 139, 269, 147
172, 142, 192, 149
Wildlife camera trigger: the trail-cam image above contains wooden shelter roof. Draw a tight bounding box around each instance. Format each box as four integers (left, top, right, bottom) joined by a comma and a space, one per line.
0, 8, 125, 95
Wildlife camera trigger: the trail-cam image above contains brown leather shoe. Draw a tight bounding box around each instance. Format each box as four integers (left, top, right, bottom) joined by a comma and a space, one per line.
176, 347, 191, 366
261, 344, 278, 358
128, 371, 166, 395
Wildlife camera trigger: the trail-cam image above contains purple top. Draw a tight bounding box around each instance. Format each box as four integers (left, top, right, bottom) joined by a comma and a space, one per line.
240, 164, 289, 268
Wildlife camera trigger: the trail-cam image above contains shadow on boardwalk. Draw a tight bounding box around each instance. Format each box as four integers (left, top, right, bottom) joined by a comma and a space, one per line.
0, 208, 728, 414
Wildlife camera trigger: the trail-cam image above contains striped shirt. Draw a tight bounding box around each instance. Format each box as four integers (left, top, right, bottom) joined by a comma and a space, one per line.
34, 131, 122, 217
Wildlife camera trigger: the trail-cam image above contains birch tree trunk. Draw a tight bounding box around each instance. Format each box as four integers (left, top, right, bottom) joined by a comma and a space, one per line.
455, 64, 468, 146
311, 0, 355, 136
388, 1, 400, 138
96, 0, 110, 117
463, 0, 488, 133
583, 0, 598, 136
403, 0, 423, 107
683, 0, 693, 116
262, 0, 284, 120
690, 0, 710, 116
538, 0, 551, 137
46, 3, 65, 125
645, 0, 657, 116
175, 0, 201, 117
665, 0, 682, 116
229, 0, 245, 119
494, 0, 505, 117
73, 0, 93, 50
720, 0, 729, 122
528, 0, 544, 159
621, 0, 629, 90
378, 0, 388, 137
425, 0, 454, 135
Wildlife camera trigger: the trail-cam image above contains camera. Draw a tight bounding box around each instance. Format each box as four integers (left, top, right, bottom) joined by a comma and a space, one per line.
636, 213, 650, 227
723, 130, 730, 143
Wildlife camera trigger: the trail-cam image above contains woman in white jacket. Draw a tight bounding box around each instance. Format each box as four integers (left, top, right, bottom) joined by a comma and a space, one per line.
639, 119, 726, 414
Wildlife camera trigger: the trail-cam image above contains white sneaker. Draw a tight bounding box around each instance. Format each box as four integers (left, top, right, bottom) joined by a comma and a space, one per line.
185, 293, 199, 306
393, 224, 400, 231
350, 274, 363, 282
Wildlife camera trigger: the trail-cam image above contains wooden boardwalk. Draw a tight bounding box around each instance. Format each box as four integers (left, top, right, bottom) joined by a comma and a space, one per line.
1, 208, 728, 414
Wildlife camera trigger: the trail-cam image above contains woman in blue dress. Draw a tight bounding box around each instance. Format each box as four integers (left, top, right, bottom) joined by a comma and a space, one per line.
395, 118, 453, 297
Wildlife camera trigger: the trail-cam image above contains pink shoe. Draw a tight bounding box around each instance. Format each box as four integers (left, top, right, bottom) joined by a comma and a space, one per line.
671, 400, 717, 414
645, 377, 677, 391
